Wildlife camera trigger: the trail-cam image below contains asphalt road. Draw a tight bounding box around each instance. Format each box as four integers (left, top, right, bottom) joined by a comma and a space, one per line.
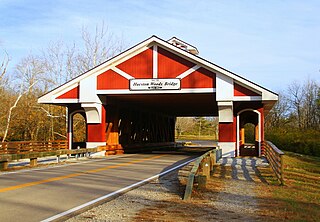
0, 152, 198, 222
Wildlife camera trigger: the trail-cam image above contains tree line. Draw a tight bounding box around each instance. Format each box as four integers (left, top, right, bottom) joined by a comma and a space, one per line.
0, 24, 125, 142
265, 79, 320, 156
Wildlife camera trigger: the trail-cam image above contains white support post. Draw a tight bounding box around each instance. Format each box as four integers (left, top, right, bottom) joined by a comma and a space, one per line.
153, 45, 158, 78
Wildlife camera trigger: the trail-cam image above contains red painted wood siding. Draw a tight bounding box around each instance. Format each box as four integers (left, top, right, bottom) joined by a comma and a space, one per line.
181, 67, 216, 88
218, 118, 236, 143
97, 70, 129, 89
87, 105, 106, 142
234, 83, 260, 96
158, 47, 195, 78
116, 48, 153, 79
57, 86, 79, 99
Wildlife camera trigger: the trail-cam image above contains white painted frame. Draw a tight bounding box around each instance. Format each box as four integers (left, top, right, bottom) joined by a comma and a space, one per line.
236, 109, 261, 157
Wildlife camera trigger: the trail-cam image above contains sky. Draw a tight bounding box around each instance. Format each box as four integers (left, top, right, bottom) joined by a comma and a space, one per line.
0, 0, 319, 92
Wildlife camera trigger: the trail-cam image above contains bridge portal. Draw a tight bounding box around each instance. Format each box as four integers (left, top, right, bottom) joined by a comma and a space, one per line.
38, 36, 278, 157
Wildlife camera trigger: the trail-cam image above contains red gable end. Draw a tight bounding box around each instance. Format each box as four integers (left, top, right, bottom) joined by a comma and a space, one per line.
234, 83, 260, 96
56, 86, 79, 99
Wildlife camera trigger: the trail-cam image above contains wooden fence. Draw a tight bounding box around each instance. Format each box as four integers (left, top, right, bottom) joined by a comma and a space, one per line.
0, 140, 68, 154
0, 144, 111, 170
262, 141, 285, 185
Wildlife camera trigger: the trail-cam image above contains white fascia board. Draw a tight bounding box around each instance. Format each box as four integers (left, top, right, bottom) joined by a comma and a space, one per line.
96, 88, 216, 95
262, 91, 278, 101
49, 99, 79, 104
152, 37, 278, 102
233, 96, 262, 101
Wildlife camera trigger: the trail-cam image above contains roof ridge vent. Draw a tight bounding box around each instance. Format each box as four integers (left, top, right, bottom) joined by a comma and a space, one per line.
167, 37, 199, 55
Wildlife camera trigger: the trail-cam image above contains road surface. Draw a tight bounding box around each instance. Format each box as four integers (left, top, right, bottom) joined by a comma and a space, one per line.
0, 152, 199, 221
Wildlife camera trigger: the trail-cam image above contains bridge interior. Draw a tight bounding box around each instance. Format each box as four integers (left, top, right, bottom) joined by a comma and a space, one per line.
96, 93, 218, 149
101, 93, 218, 116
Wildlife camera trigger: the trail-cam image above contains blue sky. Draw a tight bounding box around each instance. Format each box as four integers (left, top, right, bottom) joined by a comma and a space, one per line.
0, 0, 319, 91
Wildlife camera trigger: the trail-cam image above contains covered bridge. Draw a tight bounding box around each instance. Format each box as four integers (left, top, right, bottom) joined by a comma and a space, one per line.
38, 36, 278, 157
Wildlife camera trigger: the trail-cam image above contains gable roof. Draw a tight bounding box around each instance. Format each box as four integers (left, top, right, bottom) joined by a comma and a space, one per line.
38, 35, 278, 106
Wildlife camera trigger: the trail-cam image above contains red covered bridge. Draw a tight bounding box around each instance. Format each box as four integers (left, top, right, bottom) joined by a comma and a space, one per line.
38, 36, 278, 157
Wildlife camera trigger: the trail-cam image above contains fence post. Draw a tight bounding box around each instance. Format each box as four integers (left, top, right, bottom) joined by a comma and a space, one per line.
30, 158, 37, 167
0, 161, 9, 170
76, 146, 80, 159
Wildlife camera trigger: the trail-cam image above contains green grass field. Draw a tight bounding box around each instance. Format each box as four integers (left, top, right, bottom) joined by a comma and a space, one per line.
258, 152, 320, 221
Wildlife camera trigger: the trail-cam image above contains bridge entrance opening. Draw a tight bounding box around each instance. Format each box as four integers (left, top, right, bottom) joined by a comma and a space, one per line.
238, 110, 260, 156
38, 36, 278, 157
71, 112, 86, 149
175, 117, 218, 142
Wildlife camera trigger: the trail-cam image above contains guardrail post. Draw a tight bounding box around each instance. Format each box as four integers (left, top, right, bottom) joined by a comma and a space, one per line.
30, 158, 37, 167
183, 173, 195, 200
209, 151, 214, 171
57, 155, 60, 163
201, 156, 210, 178
0, 161, 9, 170
197, 175, 207, 190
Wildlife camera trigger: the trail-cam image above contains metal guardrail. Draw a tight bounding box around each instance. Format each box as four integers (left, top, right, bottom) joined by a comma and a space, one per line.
183, 148, 222, 200
263, 141, 285, 185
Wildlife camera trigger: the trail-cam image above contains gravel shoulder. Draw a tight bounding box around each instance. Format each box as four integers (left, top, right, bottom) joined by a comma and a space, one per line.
67, 156, 276, 222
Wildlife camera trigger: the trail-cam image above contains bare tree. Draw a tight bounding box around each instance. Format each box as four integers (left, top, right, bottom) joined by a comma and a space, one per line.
2, 82, 36, 142
265, 91, 290, 129
175, 117, 195, 137
0, 51, 9, 85
303, 79, 319, 129
76, 22, 126, 74
288, 81, 304, 129
1, 22, 126, 142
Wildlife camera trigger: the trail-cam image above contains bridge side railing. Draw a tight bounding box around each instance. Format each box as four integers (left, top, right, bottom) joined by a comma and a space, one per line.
0, 141, 108, 170
262, 141, 285, 185
0, 140, 68, 154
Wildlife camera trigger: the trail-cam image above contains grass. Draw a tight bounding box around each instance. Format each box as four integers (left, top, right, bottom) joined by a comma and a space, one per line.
257, 151, 320, 221
175, 135, 217, 141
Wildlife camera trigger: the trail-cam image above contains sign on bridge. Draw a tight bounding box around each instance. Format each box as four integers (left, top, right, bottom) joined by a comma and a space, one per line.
129, 78, 181, 91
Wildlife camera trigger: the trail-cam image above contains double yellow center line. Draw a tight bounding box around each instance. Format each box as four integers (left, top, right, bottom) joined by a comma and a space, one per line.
0, 154, 166, 193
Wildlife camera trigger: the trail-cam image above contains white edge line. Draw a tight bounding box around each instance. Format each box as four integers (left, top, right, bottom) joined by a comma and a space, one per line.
41, 156, 198, 222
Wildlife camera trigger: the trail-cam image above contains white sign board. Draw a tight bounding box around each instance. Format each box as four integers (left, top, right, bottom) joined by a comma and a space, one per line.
129, 79, 180, 91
